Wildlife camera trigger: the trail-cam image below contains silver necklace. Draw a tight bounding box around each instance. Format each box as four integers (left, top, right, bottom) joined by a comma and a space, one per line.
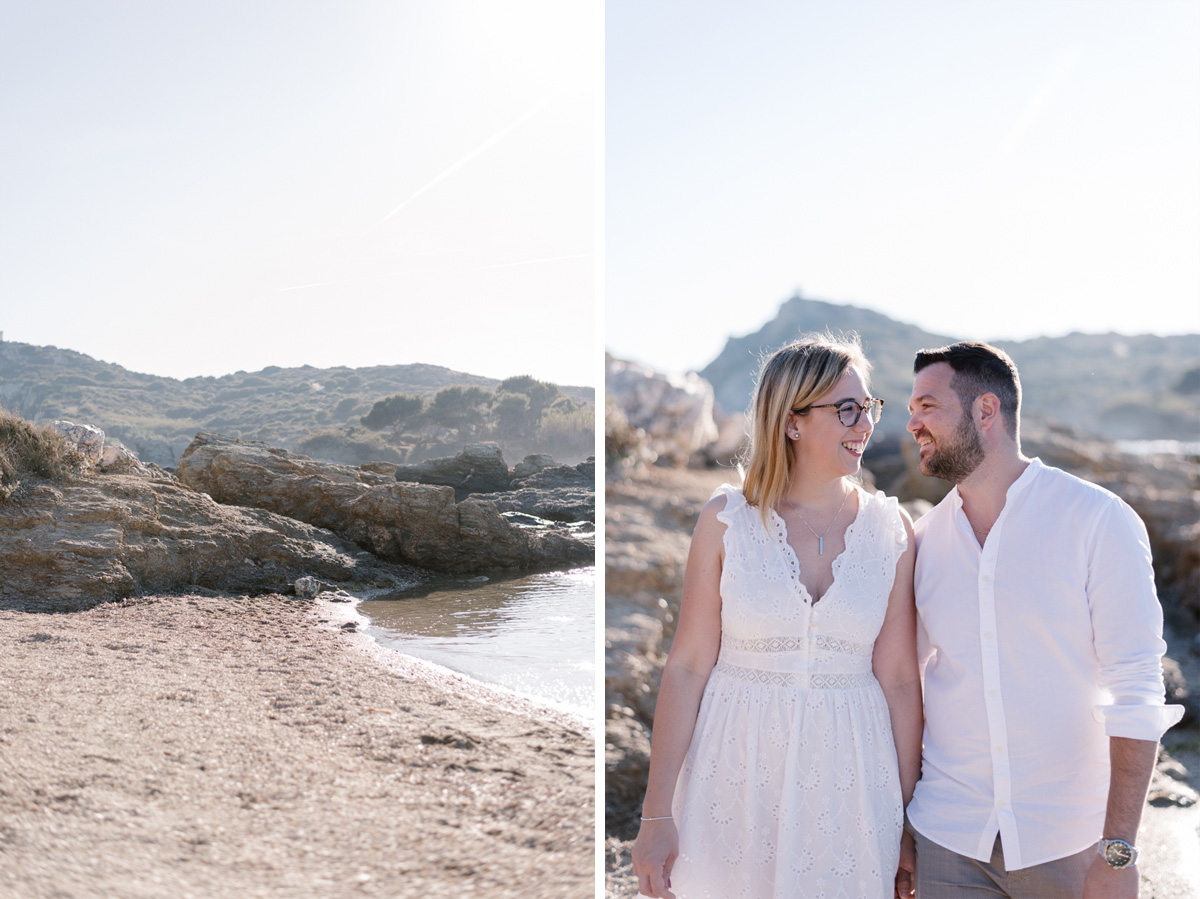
783, 488, 852, 555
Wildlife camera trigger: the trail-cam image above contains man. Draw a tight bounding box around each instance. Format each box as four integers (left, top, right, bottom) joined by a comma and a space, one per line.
904, 342, 1182, 899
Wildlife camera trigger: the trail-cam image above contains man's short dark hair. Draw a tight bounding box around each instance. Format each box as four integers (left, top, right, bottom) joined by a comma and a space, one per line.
914, 341, 1022, 439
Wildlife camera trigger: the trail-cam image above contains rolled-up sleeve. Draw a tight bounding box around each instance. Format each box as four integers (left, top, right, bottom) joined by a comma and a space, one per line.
1087, 496, 1184, 740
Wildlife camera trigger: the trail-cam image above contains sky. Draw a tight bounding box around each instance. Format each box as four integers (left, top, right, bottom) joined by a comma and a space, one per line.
605, 0, 1200, 375
0, 1, 599, 386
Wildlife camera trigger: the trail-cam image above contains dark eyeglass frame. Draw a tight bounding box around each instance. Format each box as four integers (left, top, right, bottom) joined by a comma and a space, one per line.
795, 398, 884, 427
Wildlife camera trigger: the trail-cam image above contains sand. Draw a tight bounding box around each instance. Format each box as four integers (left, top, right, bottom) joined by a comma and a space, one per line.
0, 592, 595, 899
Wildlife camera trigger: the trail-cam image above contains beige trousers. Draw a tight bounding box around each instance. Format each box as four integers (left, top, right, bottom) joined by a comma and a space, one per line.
913, 829, 1094, 899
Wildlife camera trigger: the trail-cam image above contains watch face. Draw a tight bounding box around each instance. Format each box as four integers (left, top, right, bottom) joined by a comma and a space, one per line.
1104, 841, 1135, 867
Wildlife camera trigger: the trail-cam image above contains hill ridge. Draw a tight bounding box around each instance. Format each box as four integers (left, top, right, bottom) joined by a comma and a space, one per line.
697, 294, 1199, 441
0, 340, 594, 466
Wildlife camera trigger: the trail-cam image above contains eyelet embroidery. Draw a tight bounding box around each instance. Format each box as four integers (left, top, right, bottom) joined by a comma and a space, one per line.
669, 484, 908, 899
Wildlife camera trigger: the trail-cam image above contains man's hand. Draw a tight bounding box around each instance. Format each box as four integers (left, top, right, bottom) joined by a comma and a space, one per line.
1083, 855, 1138, 898
895, 829, 916, 898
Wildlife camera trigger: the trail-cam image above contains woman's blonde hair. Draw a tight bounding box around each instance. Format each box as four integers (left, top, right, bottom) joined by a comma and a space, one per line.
739, 332, 871, 524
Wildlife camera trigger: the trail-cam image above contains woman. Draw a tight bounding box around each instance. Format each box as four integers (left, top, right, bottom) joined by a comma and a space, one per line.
631, 333, 922, 899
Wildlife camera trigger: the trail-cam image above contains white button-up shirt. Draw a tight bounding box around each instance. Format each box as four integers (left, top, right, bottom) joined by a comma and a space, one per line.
907, 458, 1182, 870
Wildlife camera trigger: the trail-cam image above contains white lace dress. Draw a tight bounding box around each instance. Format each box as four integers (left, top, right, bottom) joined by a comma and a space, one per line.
667, 484, 907, 899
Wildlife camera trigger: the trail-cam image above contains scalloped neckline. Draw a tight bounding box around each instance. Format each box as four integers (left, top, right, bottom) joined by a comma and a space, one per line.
769, 485, 865, 605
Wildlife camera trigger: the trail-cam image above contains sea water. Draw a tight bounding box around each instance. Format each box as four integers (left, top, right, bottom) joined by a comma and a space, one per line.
1115, 439, 1200, 457
358, 567, 595, 720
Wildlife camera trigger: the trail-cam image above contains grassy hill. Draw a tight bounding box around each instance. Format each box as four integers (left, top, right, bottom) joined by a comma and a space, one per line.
699, 294, 1200, 442
0, 340, 594, 467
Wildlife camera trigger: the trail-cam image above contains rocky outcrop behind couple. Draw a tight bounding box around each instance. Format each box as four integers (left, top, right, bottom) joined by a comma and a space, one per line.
178, 434, 594, 573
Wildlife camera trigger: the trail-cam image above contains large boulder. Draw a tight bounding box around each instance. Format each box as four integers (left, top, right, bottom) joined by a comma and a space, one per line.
0, 473, 368, 612
178, 433, 592, 573
605, 356, 719, 466
392, 443, 512, 499
51, 420, 105, 468
514, 456, 595, 490
478, 456, 597, 524
479, 487, 595, 525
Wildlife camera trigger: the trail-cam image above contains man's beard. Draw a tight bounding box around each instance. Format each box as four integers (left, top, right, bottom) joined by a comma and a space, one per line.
921, 410, 984, 483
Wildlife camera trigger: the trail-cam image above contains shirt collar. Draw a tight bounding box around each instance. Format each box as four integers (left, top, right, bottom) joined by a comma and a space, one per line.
947, 456, 1042, 515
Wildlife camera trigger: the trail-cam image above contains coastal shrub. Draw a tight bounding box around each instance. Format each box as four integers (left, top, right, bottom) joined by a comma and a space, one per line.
497, 375, 560, 420
427, 385, 492, 428
538, 402, 595, 460
0, 408, 84, 498
492, 391, 531, 439
1176, 367, 1200, 395
361, 393, 425, 432
333, 396, 360, 419
296, 427, 404, 465
605, 398, 645, 473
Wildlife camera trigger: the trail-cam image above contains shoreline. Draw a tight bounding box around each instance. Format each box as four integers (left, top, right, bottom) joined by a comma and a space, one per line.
330, 591, 596, 732
0, 591, 595, 898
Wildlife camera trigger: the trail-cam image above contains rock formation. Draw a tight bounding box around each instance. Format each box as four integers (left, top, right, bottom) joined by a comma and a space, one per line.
0, 473, 369, 613
178, 433, 593, 573
605, 356, 719, 466
51, 420, 105, 467
392, 443, 513, 499
476, 456, 596, 526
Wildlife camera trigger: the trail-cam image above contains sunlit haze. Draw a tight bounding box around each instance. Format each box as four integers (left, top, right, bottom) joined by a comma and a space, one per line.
606, 0, 1200, 374
1, 1, 598, 386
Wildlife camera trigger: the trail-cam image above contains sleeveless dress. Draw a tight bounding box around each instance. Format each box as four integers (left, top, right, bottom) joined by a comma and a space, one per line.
667, 484, 908, 899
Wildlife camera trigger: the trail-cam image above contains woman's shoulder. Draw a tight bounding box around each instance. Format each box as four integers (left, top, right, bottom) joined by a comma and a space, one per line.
859, 485, 914, 545
704, 483, 747, 525
860, 484, 901, 512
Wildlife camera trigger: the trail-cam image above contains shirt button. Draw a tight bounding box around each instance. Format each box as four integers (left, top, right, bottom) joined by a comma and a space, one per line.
998, 801, 1007, 808
982, 575, 993, 583
984, 631, 994, 640
989, 690, 998, 698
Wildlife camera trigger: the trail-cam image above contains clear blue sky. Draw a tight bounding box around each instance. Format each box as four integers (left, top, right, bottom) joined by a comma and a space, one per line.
605, 0, 1200, 374
1, 1, 598, 386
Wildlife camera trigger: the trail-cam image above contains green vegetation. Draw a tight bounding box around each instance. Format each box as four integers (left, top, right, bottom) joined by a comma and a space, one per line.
0, 342, 595, 467
358, 377, 595, 463
0, 408, 83, 499
295, 427, 404, 466
360, 394, 425, 432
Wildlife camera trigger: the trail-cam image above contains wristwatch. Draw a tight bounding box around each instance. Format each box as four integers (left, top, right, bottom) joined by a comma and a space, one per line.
1097, 838, 1139, 869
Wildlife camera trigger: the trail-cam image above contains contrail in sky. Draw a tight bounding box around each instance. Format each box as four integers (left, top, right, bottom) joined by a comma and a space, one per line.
276, 251, 590, 292
477, 252, 592, 269
988, 48, 1080, 170
381, 92, 562, 222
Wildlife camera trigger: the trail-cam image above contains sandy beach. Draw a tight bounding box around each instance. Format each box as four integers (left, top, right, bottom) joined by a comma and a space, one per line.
0, 592, 595, 899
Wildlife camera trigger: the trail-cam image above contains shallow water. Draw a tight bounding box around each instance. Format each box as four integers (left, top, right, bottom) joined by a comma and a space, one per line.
1115, 439, 1200, 456
359, 567, 595, 720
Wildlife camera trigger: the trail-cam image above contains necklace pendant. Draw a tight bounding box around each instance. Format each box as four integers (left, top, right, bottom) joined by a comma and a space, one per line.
818, 536, 824, 555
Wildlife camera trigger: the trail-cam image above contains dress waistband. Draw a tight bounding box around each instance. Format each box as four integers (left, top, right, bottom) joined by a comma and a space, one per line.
721, 633, 874, 656
712, 659, 876, 689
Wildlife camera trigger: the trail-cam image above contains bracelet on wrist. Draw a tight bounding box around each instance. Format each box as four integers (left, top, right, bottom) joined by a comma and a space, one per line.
640, 815, 673, 821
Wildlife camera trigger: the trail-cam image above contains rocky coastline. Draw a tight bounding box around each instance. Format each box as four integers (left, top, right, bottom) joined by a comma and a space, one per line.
0, 416, 596, 896
1, 422, 595, 612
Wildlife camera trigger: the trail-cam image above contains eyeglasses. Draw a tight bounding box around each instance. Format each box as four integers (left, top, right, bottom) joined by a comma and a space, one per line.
797, 398, 884, 427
